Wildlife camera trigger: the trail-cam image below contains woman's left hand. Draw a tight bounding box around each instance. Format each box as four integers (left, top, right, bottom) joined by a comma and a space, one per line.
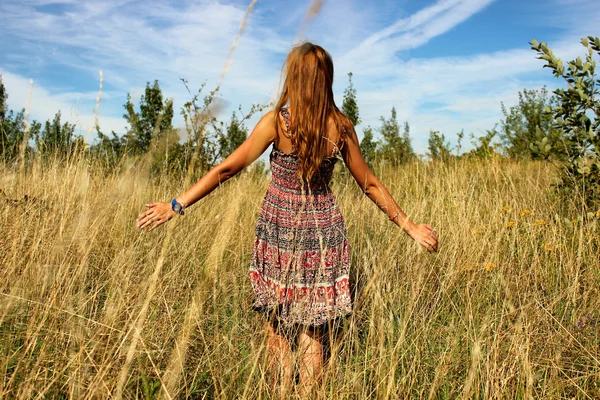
407, 223, 438, 253
136, 202, 176, 231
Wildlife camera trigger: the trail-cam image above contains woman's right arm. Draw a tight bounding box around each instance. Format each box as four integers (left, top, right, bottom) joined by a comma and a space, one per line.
136, 111, 276, 231
340, 127, 438, 252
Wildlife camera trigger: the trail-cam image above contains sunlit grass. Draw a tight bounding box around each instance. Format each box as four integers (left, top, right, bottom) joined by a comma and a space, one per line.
0, 153, 599, 399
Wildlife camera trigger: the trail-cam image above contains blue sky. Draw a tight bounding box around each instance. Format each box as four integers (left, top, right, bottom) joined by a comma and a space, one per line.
1, 0, 598, 154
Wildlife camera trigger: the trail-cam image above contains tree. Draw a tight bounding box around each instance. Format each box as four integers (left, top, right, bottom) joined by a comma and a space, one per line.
0, 94, 41, 162
456, 130, 465, 156
378, 108, 414, 165
36, 111, 77, 158
218, 111, 248, 160
467, 129, 501, 159
531, 36, 600, 207
179, 81, 221, 176
342, 72, 361, 126
0, 75, 8, 158
123, 80, 174, 155
499, 87, 566, 160
89, 124, 126, 168
402, 121, 415, 160
427, 130, 452, 161
360, 126, 377, 167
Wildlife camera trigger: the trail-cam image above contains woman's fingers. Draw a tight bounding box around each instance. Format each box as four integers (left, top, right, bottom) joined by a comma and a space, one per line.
137, 209, 153, 221
136, 211, 153, 227
136, 202, 174, 230
420, 234, 438, 253
420, 240, 433, 253
136, 203, 158, 224
414, 224, 438, 252
148, 218, 164, 232
422, 238, 433, 251
138, 216, 154, 230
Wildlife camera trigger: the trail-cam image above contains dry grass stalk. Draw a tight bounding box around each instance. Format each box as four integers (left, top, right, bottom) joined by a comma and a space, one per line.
0, 155, 598, 398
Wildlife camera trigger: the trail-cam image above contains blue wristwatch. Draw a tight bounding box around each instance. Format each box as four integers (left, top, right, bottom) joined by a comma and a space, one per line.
171, 199, 185, 215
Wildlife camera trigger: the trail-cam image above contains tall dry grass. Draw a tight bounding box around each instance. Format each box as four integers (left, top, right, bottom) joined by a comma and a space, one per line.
0, 153, 598, 399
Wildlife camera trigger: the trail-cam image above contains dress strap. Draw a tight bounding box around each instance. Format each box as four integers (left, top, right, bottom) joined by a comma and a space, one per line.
280, 107, 291, 130
323, 136, 341, 157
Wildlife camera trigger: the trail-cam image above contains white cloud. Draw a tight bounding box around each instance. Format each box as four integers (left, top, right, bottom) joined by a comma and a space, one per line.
1, 71, 126, 138
343, 0, 494, 61
332, 0, 597, 152
1, 0, 598, 154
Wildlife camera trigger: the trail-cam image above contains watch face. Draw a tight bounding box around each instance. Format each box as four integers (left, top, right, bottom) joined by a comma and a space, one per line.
172, 200, 182, 213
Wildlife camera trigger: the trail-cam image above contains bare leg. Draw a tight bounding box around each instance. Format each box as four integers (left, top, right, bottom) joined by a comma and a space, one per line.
265, 321, 293, 398
298, 326, 324, 398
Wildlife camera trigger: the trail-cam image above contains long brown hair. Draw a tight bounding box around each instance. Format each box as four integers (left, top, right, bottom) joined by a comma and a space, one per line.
274, 42, 354, 181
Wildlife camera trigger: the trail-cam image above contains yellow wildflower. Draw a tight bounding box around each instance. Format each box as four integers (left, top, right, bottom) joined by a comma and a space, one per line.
534, 219, 547, 226
520, 209, 532, 217
505, 220, 516, 228
484, 262, 495, 271
543, 243, 554, 252
596, 210, 600, 218
472, 229, 482, 235
502, 206, 511, 213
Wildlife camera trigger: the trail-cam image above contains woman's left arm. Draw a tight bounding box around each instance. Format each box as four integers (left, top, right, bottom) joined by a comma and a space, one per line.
136, 110, 276, 230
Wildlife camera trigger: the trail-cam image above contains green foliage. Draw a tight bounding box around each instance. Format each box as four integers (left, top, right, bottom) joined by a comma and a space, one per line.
456, 130, 465, 156
360, 126, 377, 167
427, 130, 452, 161
531, 36, 600, 207
180, 81, 222, 176
377, 108, 415, 165
0, 76, 6, 157
123, 80, 174, 156
215, 104, 265, 161
0, 93, 42, 162
0, 76, 6, 122
342, 72, 361, 126
218, 112, 247, 160
179, 78, 266, 179
88, 125, 126, 169
1, 109, 24, 162
467, 129, 501, 159
0, 76, 41, 162
499, 87, 566, 160
35, 111, 78, 159
528, 126, 554, 160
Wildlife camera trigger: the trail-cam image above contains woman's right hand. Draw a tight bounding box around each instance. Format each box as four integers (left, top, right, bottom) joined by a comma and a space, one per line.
408, 224, 438, 253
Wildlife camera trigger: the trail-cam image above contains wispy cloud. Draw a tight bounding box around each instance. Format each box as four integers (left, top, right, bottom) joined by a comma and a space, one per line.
2, 71, 125, 136
331, 0, 597, 151
343, 0, 494, 60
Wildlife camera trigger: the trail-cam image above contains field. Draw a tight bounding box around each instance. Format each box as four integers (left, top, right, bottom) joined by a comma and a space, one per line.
0, 155, 599, 399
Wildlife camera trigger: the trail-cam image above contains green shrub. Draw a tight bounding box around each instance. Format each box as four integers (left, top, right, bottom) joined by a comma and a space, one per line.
531, 36, 600, 207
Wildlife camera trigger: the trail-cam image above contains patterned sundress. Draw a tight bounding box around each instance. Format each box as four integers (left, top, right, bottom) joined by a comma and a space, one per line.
249, 108, 352, 327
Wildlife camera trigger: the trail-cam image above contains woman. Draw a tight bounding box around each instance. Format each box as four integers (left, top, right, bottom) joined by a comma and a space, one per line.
136, 42, 438, 397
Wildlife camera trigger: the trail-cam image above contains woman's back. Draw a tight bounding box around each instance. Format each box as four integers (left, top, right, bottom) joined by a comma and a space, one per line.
270, 107, 342, 192
274, 107, 344, 160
